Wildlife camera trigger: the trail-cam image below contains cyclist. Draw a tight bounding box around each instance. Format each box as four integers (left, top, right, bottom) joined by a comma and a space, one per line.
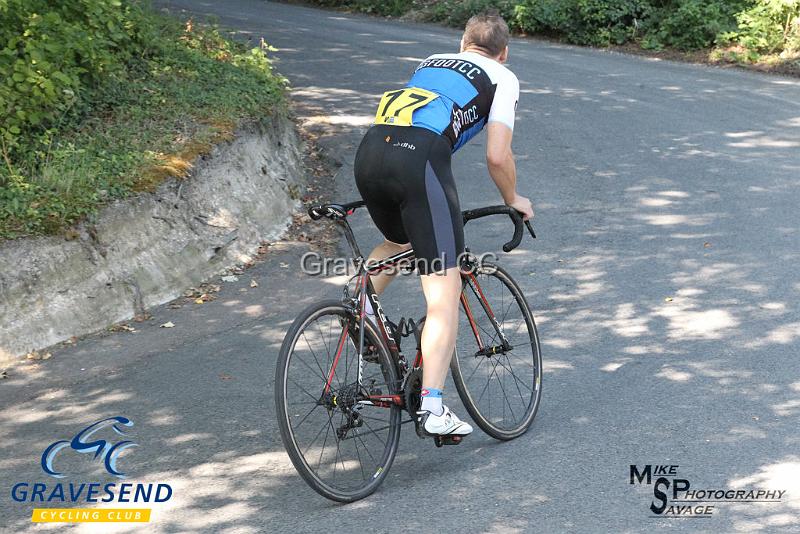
354, 11, 533, 439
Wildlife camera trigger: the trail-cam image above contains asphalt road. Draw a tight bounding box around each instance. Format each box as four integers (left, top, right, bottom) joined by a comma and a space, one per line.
3, 1, 800, 532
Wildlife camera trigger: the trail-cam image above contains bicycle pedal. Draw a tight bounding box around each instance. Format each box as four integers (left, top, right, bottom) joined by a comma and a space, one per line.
433, 435, 464, 448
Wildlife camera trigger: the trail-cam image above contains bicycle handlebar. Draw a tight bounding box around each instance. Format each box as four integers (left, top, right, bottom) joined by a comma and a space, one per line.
462, 205, 536, 252
308, 200, 535, 252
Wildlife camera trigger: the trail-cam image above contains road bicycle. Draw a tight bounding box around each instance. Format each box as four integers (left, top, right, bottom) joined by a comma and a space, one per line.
275, 200, 542, 502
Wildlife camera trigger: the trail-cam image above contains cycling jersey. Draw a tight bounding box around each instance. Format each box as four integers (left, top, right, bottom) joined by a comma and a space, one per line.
358, 51, 520, 273
374, 51, 519, 152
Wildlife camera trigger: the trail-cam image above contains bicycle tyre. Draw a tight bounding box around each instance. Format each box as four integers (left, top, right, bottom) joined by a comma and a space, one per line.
451, 262, 542, 440
275, 300, 401, 502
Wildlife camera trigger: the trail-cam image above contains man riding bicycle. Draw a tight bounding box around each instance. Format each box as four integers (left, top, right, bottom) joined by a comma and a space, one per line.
354, 12, 534, 439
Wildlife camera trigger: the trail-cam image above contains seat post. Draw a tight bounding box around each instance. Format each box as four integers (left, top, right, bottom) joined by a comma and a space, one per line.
338, 218, 364, 262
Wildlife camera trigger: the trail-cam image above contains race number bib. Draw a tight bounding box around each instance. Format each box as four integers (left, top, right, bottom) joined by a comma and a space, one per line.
374, 87, 438, 127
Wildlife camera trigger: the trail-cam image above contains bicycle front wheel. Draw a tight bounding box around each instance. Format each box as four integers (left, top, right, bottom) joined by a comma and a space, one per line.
451, 262, 542, 440
275, 300, 401, 502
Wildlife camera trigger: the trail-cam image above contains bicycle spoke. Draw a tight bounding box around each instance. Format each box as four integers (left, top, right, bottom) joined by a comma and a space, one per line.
495, 356, 534, 393
477, 352, 504, 406
288, 377, 322, 403
298, 332, 329, 382
352, 428, 380, 465
316, 416, 331, 472
498, 299, 517, 333
331, 410, 346, 483
303, 408, 331, 458
472, 312, 499, 342
352, 428, 367, 482
358, 417, 389, 449
356, 413, 394, 423
475, 367, 493, 405
506, 344, 537, 369
294, 403, 322, 429
464, 353, 487, 385
492, 360, 518, 422
279, 304, 401, 499
342, 423, 394, 441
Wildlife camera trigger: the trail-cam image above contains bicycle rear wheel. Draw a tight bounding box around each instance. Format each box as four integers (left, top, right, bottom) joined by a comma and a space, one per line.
275, 300, 401, 502
451, 262, 542, 440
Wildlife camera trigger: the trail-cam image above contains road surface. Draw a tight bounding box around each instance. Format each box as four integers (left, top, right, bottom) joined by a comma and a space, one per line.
2, 1, 800, 532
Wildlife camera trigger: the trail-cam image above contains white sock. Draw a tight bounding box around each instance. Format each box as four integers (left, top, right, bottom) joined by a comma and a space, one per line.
364, 298, 375, 317
420, 388, 444, 416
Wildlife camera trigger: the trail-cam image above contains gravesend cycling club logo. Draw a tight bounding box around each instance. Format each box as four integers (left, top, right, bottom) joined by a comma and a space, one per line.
10, 416, 174, 524
42, 416, 137, 478
629, 464, 787, 518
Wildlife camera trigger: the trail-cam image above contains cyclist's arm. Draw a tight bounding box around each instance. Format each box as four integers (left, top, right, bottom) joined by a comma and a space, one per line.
485, 70, 532, 220
486, 122, 517, 204
486, 123, 533, 220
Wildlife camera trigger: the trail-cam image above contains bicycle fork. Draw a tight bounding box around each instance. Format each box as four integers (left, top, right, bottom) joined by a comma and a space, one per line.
461, 272, 513, 356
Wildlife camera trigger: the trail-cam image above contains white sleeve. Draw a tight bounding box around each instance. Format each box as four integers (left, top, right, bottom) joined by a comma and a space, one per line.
487, 71, 519, 131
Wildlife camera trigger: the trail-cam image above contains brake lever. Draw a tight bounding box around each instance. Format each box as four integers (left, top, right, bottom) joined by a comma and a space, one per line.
525, 220, 536, 239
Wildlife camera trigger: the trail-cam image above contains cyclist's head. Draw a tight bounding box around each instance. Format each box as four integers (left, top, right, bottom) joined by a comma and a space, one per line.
460, 10, 510, 63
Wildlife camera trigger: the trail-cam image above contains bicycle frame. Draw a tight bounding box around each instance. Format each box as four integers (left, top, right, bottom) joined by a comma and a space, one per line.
321, 216, 509, 410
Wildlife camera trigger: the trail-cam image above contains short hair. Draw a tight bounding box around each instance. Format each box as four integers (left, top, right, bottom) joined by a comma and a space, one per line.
462, 11, 510, 57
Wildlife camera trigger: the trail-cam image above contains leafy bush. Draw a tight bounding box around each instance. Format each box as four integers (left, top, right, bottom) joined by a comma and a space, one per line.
415, 0, 517, 27
308, 0, 800, 63
722, 0, 800, 58
0, 0, 139, 159
572, 0, 651, 45
513, 0, 571, 36
314, 0, 413, 16
643, 0, 747, 50
0, 2, 285, 239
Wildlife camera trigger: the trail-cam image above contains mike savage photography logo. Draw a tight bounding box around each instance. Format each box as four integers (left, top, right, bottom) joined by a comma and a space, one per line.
630, 464, 787, 518
10, 416, 173, 524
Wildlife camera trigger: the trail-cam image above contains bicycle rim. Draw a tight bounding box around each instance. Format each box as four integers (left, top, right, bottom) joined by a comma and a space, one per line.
275, 300, 401, 502
451, 263, 542, 440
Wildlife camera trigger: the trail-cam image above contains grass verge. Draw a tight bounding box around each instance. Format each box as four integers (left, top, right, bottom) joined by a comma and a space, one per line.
0, 5, 287, 240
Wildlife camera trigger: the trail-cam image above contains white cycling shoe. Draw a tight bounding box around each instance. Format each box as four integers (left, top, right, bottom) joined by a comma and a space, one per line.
416, 405, 473, 437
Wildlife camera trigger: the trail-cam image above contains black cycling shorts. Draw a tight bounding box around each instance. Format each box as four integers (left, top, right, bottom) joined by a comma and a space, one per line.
354, 124, 464, 275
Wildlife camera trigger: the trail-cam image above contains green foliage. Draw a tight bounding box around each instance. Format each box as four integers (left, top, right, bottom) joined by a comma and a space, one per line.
0, 0, 138, 158
643, 0, 747, 51
538, 0, 650, 46
308, 0, 800, 62
723, 0, 800, 58
0, 2, 285, 239
416, 0, 649, 44
313, 0, 413, 16
415, 0, 517, 27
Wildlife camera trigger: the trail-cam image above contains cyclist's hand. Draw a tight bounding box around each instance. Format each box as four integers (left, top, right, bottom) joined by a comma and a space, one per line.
507, 194, 534, 221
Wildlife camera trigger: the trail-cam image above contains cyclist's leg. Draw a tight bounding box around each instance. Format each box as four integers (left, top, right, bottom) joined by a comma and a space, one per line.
418, 266, 461, 389
400, 136, 471, 436
408, 160, 464, 394
355, 125, 470, 435
365, 239, 411, 295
